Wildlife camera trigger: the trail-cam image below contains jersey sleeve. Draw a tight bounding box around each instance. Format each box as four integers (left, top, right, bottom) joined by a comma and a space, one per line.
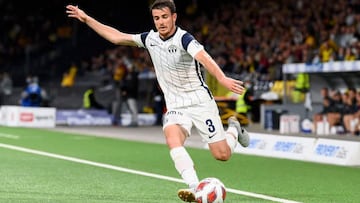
181, 32, 204, 57
132, 32, 149, 48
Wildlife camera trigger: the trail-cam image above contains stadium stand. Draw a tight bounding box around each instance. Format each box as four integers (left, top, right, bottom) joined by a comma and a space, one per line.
2, 0, 360, 136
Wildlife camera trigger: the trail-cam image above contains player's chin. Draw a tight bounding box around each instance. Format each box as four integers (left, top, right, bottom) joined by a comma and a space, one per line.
158, 28, 168, 34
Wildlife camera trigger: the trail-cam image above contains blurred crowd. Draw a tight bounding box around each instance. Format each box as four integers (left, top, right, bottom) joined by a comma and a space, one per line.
0, 0, 72, 69
314, 87, 360, 136
2, 0, 360, 83
69, 0, 360, 85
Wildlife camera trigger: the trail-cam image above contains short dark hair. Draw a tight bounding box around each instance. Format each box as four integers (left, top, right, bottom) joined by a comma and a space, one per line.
150, 0, 176, 14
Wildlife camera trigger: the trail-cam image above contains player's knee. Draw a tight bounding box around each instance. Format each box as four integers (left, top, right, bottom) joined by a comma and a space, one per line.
209, 143, 231, 161
213, 151, 231, 161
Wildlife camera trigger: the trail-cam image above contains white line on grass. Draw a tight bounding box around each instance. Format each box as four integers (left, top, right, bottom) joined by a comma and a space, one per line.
0, 143, 301, 203
0, 133, 19, 139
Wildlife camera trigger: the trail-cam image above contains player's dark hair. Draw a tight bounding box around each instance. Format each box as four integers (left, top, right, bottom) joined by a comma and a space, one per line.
150, 0, 176, 14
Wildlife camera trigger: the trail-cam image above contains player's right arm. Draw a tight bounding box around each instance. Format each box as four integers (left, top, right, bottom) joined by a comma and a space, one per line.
66, 5, 136, 46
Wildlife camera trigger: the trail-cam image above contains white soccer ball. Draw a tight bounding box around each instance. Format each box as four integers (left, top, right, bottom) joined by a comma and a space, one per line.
195, 177, 227, 203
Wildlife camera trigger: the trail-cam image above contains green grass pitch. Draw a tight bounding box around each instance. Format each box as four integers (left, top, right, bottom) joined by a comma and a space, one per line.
0, 126, 360, 203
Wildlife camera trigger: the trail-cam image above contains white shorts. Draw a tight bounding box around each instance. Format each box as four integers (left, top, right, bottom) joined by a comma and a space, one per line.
163, 99, 226, 143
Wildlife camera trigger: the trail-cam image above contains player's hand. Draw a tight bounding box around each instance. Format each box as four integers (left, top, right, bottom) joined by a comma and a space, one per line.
66, 5, 88, 23
222, 77, 245, 95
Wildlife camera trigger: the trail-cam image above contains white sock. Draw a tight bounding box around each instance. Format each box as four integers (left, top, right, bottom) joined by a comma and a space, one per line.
225, 126, 238, 153
170, 147, 199, 189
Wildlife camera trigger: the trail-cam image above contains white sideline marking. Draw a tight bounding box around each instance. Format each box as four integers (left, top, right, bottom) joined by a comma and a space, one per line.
0, 133, 19, 139
0, 143, 301, 203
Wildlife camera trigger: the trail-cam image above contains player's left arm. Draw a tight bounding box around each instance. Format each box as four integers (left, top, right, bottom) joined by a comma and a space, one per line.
194, 50, 245, 95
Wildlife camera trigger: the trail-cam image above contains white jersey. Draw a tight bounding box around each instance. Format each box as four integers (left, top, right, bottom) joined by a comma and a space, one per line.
132, 27, 213, 109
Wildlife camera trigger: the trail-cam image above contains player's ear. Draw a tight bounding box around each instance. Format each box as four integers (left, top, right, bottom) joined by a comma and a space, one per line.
172, 13, 177, 22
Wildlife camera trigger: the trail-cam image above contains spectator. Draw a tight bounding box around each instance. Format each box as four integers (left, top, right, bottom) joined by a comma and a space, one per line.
152, 81, 165, 126
326, 90, 345, 129
120, 65, 139, 127
112, 58, 129, 126
225, 80, 254, 125
20, 76, 47, 107
292, 73, 310, 103
61, 62, 78, 88
319, 39, 338, 62
0, 72, 13, 105
83, 86, 105, 110
313, 87, 332, 127
344, 47, 357, 61
342, 89, 360, 135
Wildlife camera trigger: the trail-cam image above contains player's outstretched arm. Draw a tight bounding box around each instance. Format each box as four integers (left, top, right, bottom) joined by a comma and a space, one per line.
66, 5, 136, 46
195, 50, 245, 95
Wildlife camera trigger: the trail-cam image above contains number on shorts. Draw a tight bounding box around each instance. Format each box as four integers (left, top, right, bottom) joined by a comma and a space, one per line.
205, 119, 215, 133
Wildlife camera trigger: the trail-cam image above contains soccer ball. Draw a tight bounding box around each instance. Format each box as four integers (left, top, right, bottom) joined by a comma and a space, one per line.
195, 177, 227, 203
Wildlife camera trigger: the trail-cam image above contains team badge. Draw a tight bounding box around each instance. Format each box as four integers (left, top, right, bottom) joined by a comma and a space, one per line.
168, 45, 177, 53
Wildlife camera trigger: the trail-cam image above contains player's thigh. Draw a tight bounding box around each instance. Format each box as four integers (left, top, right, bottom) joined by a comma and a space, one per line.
190, 100, 226, 143
163, 109, 192, 149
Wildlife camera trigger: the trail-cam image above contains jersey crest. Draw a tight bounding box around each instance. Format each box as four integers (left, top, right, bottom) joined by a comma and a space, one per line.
168, 45, 177, 53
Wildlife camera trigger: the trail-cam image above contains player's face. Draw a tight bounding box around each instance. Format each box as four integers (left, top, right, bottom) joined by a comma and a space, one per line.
152, 7, 177, 39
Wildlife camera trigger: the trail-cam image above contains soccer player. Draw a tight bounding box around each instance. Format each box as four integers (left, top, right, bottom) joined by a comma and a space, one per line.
66, 0, 249, 201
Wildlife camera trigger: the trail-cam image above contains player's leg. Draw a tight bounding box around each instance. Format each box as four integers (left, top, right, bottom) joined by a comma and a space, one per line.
127, 98, 138, 126
163, 110, 198, 202
192, 100, 249, 161
189, 101, 231, 160
112, 93, 122, 125
228, 116, 249, 147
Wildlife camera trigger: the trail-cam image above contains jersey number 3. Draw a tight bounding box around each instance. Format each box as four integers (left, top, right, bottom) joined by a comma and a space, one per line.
205, 119, 215, 133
